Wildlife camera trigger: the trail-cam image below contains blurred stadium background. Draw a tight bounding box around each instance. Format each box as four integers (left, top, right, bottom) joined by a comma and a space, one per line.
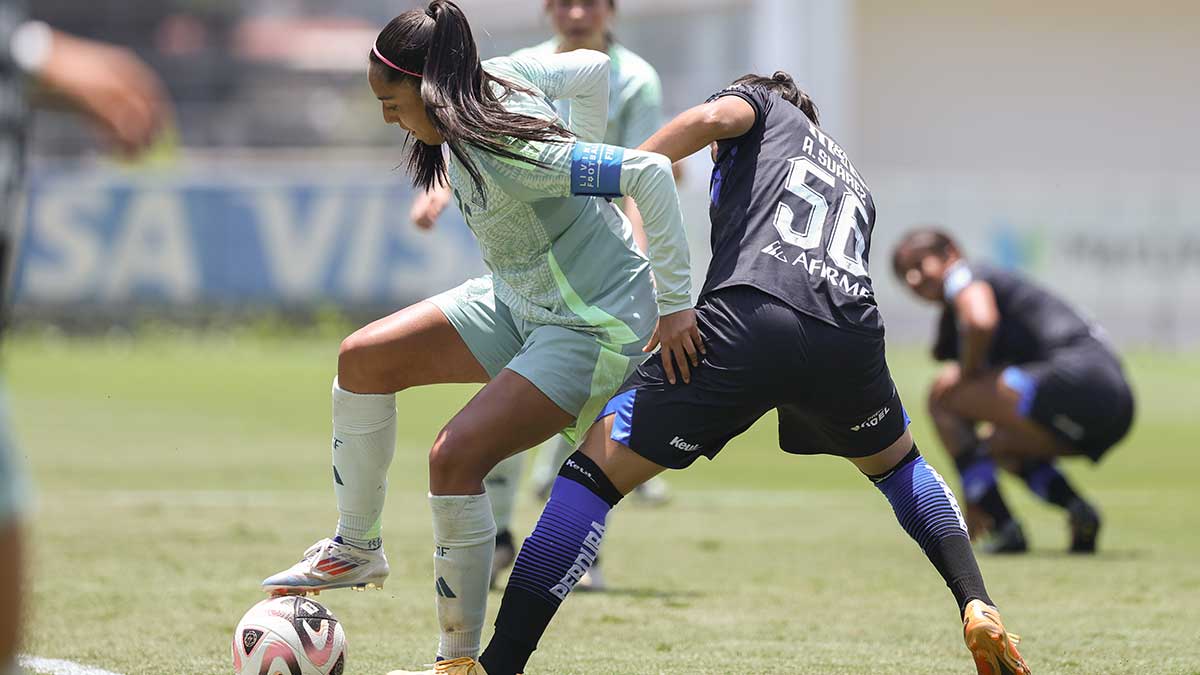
9, 1, 1200, 674
19, 0, 1199, 344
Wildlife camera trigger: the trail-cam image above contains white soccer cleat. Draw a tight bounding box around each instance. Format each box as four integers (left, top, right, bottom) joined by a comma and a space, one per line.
631, 475, 672, 506
576, 560, 607, 592
261, 537, 389, 596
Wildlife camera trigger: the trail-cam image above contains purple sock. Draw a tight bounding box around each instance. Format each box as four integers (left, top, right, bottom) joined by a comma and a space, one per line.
480, 452, 622, 675
505, 477, 611, 603
1018, 460, 1081, 509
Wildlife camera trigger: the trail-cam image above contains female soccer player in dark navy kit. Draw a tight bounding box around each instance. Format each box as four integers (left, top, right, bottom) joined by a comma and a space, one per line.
892, 229, 1134, 554
421, 73, 1032, 675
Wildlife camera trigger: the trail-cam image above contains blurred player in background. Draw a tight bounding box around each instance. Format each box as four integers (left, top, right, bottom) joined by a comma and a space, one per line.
412, 0, 678, 592
893, 229, 1134, 553
0, 4, 169, 672
437, 73, 1030, 675
261, 1, 696, 666
493, 0, 681, 592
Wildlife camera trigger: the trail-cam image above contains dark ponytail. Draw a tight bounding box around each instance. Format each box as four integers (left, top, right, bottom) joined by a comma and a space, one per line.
732, 71, 820, 125
370, 1, 571, 195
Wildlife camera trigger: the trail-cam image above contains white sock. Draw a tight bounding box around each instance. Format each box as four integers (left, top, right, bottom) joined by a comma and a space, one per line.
331, 378, 396, 550
484, 454, 524, 533
430, 493, 496, 659
530, 435, 575, 490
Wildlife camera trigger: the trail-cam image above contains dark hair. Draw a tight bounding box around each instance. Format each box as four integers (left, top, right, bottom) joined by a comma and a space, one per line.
371, 1, 571, 195
891, 228, 959, 279
545, 0, 618, 46
732, 71, 820, 125
546, 0, 616, 8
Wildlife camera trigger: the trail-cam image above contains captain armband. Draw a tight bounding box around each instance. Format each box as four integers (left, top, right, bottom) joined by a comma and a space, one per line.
570, 142, 624, 198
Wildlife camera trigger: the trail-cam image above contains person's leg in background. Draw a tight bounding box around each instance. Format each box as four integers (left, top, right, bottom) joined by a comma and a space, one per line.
483, 453, 525, 587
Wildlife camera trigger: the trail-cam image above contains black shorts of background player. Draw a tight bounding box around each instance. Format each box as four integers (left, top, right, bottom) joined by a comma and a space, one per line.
892, 228, 1135, 555
443, 74, 1031, 675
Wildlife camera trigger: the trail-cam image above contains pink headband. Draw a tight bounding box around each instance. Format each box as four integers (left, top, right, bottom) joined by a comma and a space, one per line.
373, 43, 422, 78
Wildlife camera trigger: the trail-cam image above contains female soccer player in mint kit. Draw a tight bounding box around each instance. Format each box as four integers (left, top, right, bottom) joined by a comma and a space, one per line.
412, 0, 679, 593
261, 0, 698, 666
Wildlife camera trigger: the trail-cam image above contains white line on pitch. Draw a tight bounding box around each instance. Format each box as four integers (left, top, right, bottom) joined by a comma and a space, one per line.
18, 656, 126, 675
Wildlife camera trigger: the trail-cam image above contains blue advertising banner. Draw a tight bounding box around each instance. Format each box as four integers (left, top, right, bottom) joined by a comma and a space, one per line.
12, 166, 486, 310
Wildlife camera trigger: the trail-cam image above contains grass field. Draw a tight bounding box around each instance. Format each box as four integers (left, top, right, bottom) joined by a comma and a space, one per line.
6, 331, 1200, 674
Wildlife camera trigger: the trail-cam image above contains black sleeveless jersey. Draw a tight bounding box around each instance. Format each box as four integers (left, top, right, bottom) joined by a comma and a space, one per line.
934, 262, 1104, 364
701, 85, 882, 335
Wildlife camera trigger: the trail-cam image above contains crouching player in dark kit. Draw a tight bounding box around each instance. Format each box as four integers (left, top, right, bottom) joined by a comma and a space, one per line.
892, 230, 1135, 554
422, 73, 1032, 675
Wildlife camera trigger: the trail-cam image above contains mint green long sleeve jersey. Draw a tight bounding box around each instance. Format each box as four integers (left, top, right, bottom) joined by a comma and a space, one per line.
444, 50, 691, 342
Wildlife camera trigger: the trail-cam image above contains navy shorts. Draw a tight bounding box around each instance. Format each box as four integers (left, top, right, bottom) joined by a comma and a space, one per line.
598, 285, 910, 469
1001, 343, 1134, 462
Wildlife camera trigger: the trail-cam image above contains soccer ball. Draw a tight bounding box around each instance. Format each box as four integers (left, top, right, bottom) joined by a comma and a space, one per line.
232, 596, 346, 675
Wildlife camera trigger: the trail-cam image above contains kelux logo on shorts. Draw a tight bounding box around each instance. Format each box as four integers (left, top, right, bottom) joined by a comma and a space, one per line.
851, 406, 889, 432
669, 436, 702, 452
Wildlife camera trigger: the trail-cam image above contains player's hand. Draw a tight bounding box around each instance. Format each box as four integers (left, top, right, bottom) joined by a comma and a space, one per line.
410, 186, 452, 230
37, 30, 171, 158
644, 308, 704, 385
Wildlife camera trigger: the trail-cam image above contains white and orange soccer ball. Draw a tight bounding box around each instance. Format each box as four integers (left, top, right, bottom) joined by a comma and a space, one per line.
232, 596, 346, 675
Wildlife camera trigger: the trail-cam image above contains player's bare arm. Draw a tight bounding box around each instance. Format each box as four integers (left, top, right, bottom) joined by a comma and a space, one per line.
637, 96, 756, 162
35, 27, 170, 157
410, 183, 453, 230
953, 280, 1000, 377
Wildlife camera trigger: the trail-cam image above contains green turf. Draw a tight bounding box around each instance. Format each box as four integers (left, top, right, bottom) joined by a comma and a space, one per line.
5, 333, 1199, 674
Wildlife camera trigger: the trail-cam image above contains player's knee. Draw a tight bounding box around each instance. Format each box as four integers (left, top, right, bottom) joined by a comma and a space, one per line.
928, 365, 961, 410
337, 331, 375, 389
337, 329, 405, 393
555, 451, 624, 507
985, 431, 1028, 470
427, 424, 494, 489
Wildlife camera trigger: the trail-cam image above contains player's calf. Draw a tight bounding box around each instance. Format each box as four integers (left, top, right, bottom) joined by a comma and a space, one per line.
866, 443, 992, 614
954, 444, 1024, 549
478, 451, 624, 675
866, 442, 1030, 670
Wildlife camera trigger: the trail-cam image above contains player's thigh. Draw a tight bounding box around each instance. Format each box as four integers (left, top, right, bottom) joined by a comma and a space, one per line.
429, 368, 576, 495
578, 414, 666, 496
987, 426, 1064, 466
930, 369, 1029, 429
997, 354, 1133, 462
777, 316, 909, 460
592, 359, 773, 471
848, 427, 915, 476
428, 325, 630, 494
933, 367, 1074, 457
338, 277, 512, 393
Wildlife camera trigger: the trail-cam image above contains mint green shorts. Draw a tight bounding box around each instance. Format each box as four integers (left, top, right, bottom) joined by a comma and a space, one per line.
430, 275, 652, 444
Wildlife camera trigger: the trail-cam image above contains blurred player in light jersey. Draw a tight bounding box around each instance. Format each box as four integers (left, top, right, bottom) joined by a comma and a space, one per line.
437, 72, 1031, 675
0, 5, 170, 672
893, 229, 1134, 554
411, 0, 677, 592
260, 1, 697, 667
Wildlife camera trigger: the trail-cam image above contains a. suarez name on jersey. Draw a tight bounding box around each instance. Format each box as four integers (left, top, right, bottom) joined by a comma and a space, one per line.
702, 84, 883, 336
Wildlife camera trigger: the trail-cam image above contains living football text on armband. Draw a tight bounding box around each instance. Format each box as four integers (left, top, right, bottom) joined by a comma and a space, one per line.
571, 142, 624, 198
